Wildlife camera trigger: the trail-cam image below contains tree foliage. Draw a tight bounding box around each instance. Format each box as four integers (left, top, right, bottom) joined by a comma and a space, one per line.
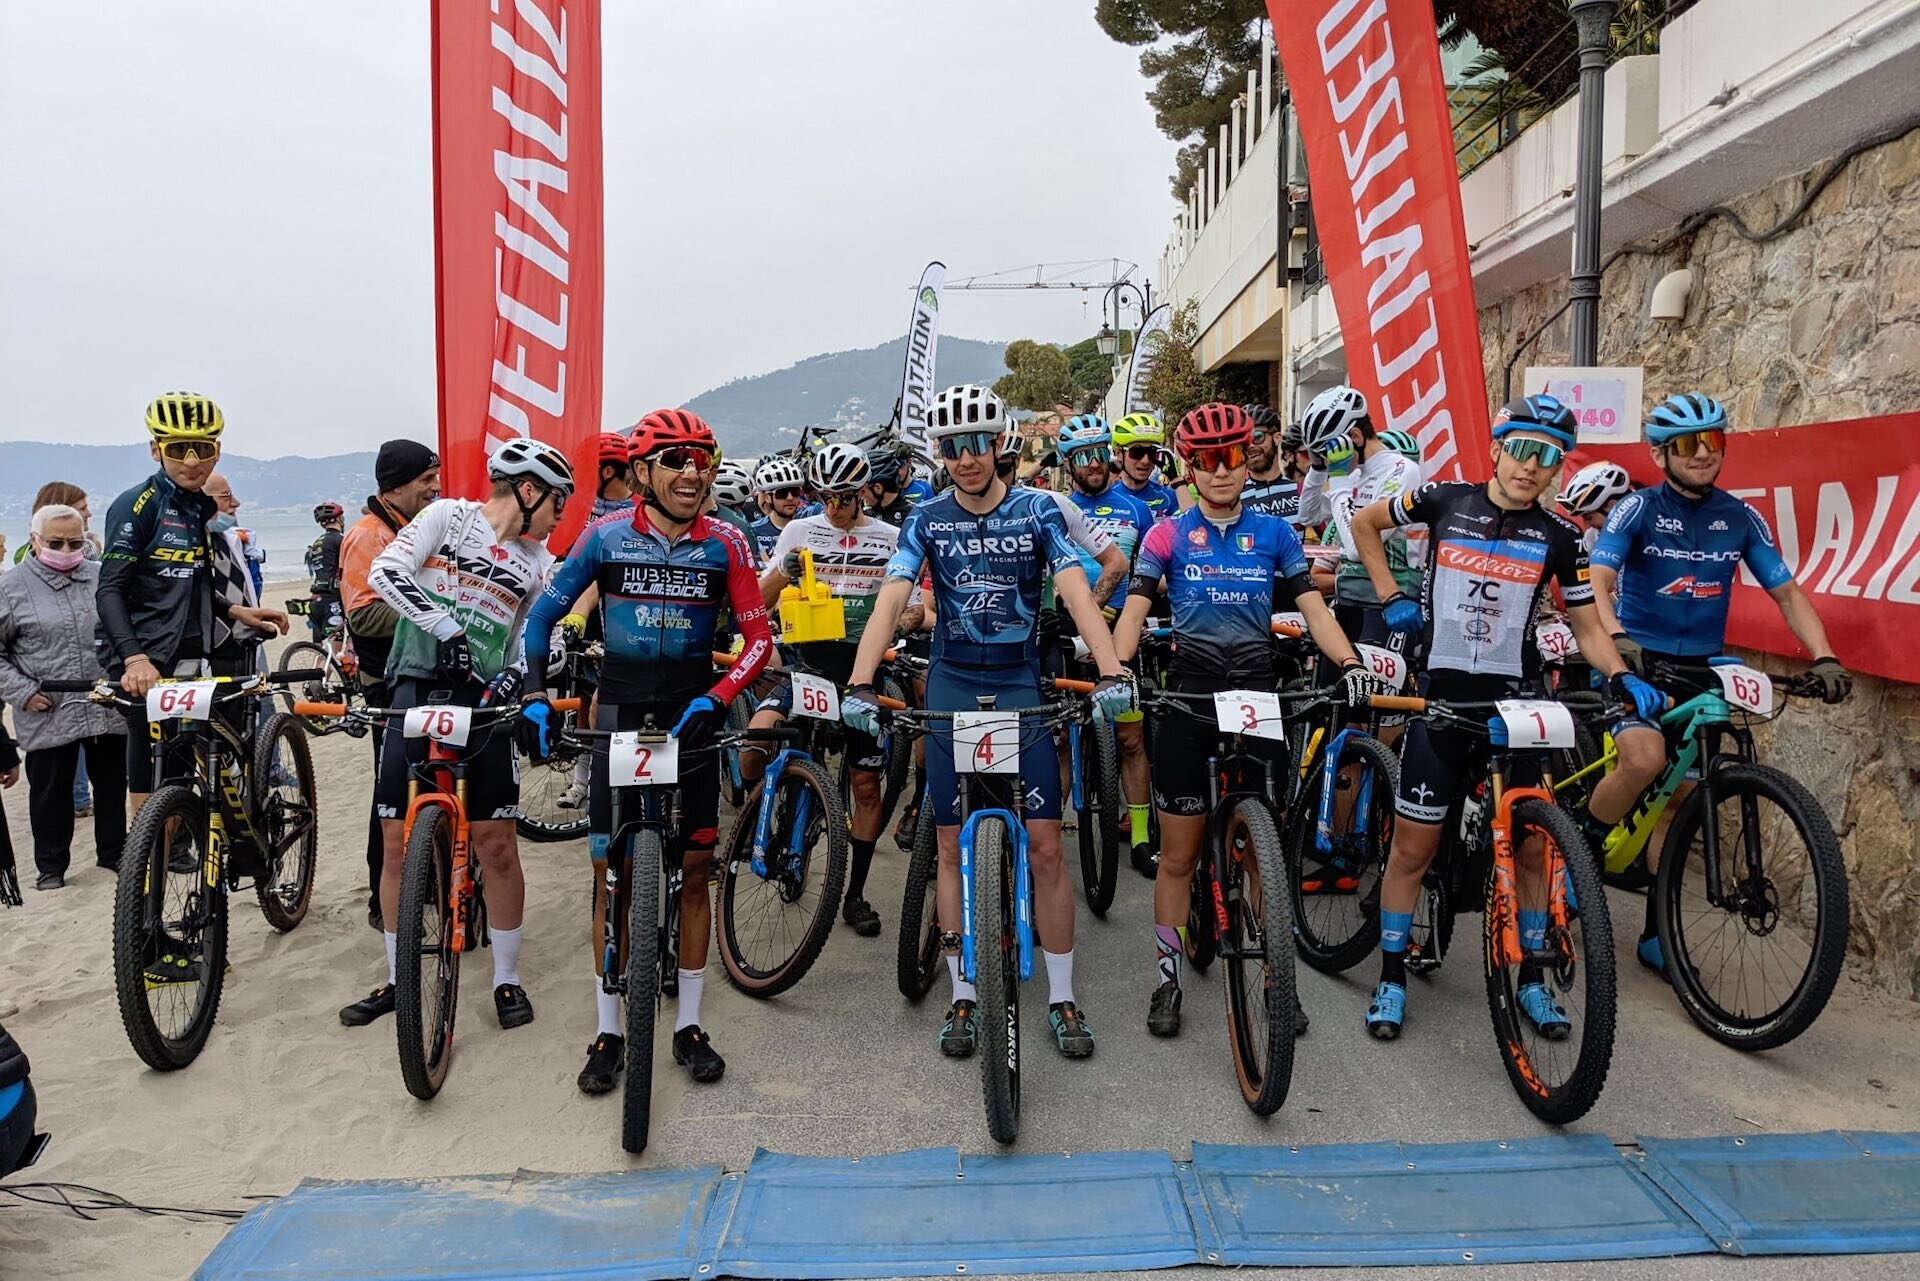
1063, 336, 1117, 403
992, 339, 1079, 413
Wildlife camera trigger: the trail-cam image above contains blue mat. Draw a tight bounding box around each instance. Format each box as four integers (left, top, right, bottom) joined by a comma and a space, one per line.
1187, 1135, 1712, 1266
1637, 1130, 1920, 1256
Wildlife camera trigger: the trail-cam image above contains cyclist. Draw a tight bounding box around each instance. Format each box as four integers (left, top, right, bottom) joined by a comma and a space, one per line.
591, 431, 637, 521
842, 385, 1133, 1061
1346, 394, 1668, 1040
1587, 392, 1850, 972
750, 456, 808, 560
1114, 403, 1383, 1037
747, 441, 921, 936
1556, 460, 1633, 553
863, 439, 920, 527
1112, 413, 1181, 519
713, 461, 756, 524
305, 502, 346, 644
337, 438, 572, 1032
1239, 404, 1302, 521
98, 393, 287, 816
521, 409, 773, 1094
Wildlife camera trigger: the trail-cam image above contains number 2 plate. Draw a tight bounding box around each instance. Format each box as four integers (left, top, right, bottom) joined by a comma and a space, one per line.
1715, 663, 1774, 715
954, 711, 1020, 775
1354, 643, 1408, 692
1214, 690, 1286, 741
610, 731, 679, 786
146, 680, 217, 723
402, 705, 472, 747
1494, 699, 1577, 749
790, 672, 840, 721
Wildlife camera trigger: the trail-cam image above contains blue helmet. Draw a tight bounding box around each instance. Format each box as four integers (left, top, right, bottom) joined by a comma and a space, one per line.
1492, 394, 1577, 451
1058, 414, 1112, 453
1645, 392, 1728, 444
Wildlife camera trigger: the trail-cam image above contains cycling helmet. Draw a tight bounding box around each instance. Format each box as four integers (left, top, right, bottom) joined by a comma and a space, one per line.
712, 460, 754, 507
489, 436, 576, 495
146, 391, 225, 443
596, 432, 632, 468
1645, 392, 1728, 443
1111, 413, 1164, 448
631, 407, 719, 460
926, 384, 1006, 438
1556, 461, 1633, 513
1243, 404, 1283, 432
1058, 415, 1111, 453
1300, 385, 1369, 454
753, 455, 806, 494
1492, 394, 1578, 451
312, 501, 344, 524
1175, 403, 1255, 457
1280, 421, 1305, 452
807, 441, 871, 493
1377, 428, 1422, 461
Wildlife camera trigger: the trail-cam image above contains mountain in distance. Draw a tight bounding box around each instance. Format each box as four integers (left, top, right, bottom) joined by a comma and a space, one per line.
0, 442, 377, 517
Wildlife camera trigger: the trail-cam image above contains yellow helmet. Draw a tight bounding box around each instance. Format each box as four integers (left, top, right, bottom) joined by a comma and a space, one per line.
1112, 413, 1163, 448
146, 392, 225, 443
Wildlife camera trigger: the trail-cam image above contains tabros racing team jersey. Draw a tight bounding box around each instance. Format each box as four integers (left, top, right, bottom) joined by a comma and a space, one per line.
888, 488, 1080, 668
525, 507, 771, 706
1066, 484, 1154, 609
1591, 483, 1793, 657
368, 499, 551, 684
1132, 505, 1314, 686
1389, 483, 1591, 680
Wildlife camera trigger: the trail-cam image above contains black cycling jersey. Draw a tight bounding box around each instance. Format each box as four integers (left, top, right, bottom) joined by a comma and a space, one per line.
306, 528, 343, 594
96, 470, 221, 674
868, 493, 914, 528
1241, 470, 1302, 524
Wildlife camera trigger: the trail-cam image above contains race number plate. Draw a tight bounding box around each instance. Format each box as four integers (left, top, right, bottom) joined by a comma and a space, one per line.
1494, 699, 1577, 749
1213, 690, 1287, 741
954, 711, 1020, 775
1354, 643, 1408, 692
790, 672, 840, 721
1271, 611, 1306, 633
402, 705, 473, 747
610, 731, 679, 786
1715, 663, 1774, 715
146, 680, 217, 723
1535, 621, 1580, 662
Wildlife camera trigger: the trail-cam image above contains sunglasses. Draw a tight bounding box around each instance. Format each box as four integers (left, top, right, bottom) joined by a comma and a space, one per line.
38, 537, 86, 551
1664, 429, 1727, 457
649, 445, 716, 473
159, 441, 218, 463
1500, 437, 1565, 468
1187, 443, 1249, 474
1067, 445, 1112, 466
822, 491, 862, 507
768, 486, 805, 501
1250, 429, 1273, 444
936, 432, 999, 462
1122, 444, 1159, 462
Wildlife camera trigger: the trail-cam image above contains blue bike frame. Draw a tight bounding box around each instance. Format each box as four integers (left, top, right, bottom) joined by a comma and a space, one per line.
747, 745, 817, 880
1313, 726, 1382, 856
954, 779, 1035, 987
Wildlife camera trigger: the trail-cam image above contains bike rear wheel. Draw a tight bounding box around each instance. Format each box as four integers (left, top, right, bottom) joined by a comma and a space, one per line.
623, 829, 664, 1153
721, 694, 755, 809
877, 671, 914, 831
718, 757, 849, 998
1658, 763, 1848, 1051
1221, 798, 1298, 1115
516, 702, 589, 843
394, 807, 458, 1100
895, 790, 941, 1001
1186, 852, 1219, 974
1485, 798, 1616, 1125
251, 713, 318, 932
1286, 733, 1397, 973
971, 816, 1021, 1144
1076, 719, 1122, 918
113, 787, 228, 1070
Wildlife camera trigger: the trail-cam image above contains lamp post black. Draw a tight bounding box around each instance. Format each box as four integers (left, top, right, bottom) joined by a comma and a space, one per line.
1568, 0, 1618, 367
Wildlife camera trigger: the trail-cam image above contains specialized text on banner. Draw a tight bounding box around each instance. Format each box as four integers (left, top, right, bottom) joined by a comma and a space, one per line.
1126, 304, 1171, 419
896, 261, 945, 463
432, 0, 605, 550
1267, 0, 1490, 482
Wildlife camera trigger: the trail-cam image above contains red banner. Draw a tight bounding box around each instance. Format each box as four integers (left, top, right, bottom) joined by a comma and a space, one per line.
1575, 413, 1920, 684
1269, 0, 1490, 482
431, 0, 604, 549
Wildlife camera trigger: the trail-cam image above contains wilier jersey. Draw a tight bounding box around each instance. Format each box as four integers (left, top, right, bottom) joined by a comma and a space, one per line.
1388, 483, 1592, 680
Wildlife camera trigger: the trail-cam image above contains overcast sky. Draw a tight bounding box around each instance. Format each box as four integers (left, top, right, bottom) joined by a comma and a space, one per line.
0, 2, 1179, 457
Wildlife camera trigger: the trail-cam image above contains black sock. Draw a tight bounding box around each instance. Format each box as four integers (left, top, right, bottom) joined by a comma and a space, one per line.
912, 767, 927, 807
848, 838, 877, 900
1642, 888, 1658, 942
1379, 949, 1407, 988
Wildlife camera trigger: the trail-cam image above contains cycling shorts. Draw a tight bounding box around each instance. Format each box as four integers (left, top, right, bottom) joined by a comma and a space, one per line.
587, 699, 720, 851
923, 659, 1061, 826
1149, 682, 1287, 818
756, 679, 886, 772
1393, 671, 1542, 825
374, 678, 520, 821
1313, 603, 1406, 689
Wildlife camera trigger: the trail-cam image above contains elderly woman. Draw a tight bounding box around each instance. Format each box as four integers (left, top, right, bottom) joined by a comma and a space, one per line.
0, 504, 127, 888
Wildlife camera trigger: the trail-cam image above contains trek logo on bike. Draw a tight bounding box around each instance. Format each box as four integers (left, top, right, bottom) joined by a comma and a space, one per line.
1212, 690, 1286, 742
789, 672, 840, 721
954, 711, 1020, 775
1715, 663, 1773, 715
403, 706, 472, 747
146, 681, 218, 723
611, 731, 679, 786
1493, 699, 1577, 749
1354, 644, 1408, 692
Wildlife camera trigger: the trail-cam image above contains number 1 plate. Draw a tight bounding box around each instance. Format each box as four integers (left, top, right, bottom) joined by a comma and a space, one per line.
610, 731, 679, 786
954, 711, 1020, 775
789, 671, 840, 721
403, 705, 473, 747
1214, 690, 1286, 741
146, 680, 217, 723
1715, 663, 1774, 715
1494, 699, 1576, 749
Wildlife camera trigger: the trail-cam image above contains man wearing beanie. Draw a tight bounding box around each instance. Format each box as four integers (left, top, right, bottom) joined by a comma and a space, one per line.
339, 439, 441, 928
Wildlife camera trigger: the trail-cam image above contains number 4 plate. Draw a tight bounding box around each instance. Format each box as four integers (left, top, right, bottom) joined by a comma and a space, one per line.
790, 672, 840, 721
1716, 663, 1774, 715
146, 680, 217, 723
1494, 699, 1577, 749
954, 711, 1020, 775
1214, 690, 1286, 741
611, 731, 679, 786
402, 705, 472, 747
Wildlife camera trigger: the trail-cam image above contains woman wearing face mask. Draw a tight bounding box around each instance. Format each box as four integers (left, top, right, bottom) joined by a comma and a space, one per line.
0, 504, 128, 889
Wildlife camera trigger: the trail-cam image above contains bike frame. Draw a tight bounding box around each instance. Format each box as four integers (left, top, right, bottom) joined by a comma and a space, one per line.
403, 744, 477, 955
748, 742, 818, 881
1202, 741, 1283, 958
956, 767, 1034, 986
600, 756, 681, 998
146, 685, 265, 893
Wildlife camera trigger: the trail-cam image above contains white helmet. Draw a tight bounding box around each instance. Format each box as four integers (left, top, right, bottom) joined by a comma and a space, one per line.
712, 460, 754, 508
807, 441, 872, 493
489, 436, 575, 495
753, 455, 805, 494
1557, 461, 1632, 514
926, 384, 1007, 439
1300, 385, 1369, 454
998, 419, 1023, 460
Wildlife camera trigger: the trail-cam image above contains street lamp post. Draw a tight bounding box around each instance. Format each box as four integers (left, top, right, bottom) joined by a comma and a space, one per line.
1568, 0, 1618, 367
1100, 279, 1153, 402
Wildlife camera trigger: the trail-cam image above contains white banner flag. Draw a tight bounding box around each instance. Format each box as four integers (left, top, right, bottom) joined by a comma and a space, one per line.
896, 261, 944, 462
1124, 303, 1171, 418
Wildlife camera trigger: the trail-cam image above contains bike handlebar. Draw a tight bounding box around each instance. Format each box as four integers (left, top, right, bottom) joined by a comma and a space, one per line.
291, 696, 585, 719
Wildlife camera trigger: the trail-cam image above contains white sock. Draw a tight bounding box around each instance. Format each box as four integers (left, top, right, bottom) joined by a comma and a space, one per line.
383, 931, 398, 987
1044, 948, 1075, 1005
491, 926, 522, 988
595, 985, 623, 1037
674, 968, 704, 1032
946, 954, 977, 1004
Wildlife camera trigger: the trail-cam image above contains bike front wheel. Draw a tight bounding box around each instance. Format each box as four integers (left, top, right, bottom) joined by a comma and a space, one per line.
1285, 732, 1397, 974
1221, 798, 1298, 1115
895, 790, 941, 1001
1657, 762, 1848, 1051
113, 788, 228, 1070
394, 806, 459, 1100
971, 816, 1021, 1144
717, 757, 849, 998
516, 701, 589, 843
251, 712, 318, 932
623, 829, 664, 1154
1077, 718, 1122, 918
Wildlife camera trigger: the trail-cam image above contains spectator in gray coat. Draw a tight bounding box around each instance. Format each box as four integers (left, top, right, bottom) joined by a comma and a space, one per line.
0, 505, 127, 887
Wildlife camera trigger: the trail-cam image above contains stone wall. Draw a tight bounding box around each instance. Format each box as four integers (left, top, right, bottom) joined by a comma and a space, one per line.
1476, 125, 1920, 1000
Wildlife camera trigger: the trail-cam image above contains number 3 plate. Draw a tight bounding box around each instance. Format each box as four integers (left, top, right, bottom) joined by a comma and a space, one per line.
610, 731, 679, 786
403, 705, 473, 747
1494, 699, 1577, 749
790, 672, 840, 721
1715, 663, 1774, 715
1214, 690, 1286, 741
146, 680, 217, 723
954, 711, 1020, 775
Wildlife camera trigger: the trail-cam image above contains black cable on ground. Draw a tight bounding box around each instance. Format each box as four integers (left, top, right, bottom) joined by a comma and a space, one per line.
0, 1180, 273, 1224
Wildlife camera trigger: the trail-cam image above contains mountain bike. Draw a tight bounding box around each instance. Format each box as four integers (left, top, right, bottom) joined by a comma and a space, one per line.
515, 640, 595, 843
1552, 658, 1847, 1051
277, 627, 358, 736
53, 670, 321, 1071
1056, 646, 1123, 918
1141, 687, 1300, 1115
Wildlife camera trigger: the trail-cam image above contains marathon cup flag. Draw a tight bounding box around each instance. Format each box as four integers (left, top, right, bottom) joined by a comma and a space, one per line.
1267, 0, 1490, 482
896, 262, 945, 463
431, 0, 605, 550
1125, 303, 1171, 418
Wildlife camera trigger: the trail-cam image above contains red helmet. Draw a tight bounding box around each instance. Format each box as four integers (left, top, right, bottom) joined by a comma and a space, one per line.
1175, 403, 1254, 457
631, 408, 718, 461
596, 432, 632, 467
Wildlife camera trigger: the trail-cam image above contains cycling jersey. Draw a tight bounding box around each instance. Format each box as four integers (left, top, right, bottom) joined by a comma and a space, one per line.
1241, 470, 1302, 523
305, 529, 343, 594
95, 470, 220, 673
368, 499, 551, 683
868, 494, 914, 528
1389, 482, 1591, 680
1591, 483, 1793, 657
888, 487, 1079, 669
1034, 486, 1113, 614
1132, 504, 1314, 686
1301, 449, 1421, 607
1120, 476, 1180, 520
749, 515, 787, 561
769, 514, 911, 678
901, 476, 936, 505
526, 506, 771, 705
1066, 484, 1153, 610
590, 494, 633, 522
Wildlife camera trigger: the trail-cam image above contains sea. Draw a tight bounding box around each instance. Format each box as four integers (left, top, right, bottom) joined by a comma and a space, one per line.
3, 507, 327, 587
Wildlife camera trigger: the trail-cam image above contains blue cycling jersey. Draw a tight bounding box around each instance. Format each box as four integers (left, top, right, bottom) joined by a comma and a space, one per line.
1591, 483, 1793, 657
887, 487, 1079, 668
1133, 505, 1313, 684
1120, 476, 1180, 520
749, 515, 782, 562
901, 477, 936, 504
1066, 483, 1154, 609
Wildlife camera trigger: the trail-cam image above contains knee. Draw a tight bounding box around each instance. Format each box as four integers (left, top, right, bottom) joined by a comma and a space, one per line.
1616, 731, 1666, 783
851, 771, 882, 804
682, 846, 715, 893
